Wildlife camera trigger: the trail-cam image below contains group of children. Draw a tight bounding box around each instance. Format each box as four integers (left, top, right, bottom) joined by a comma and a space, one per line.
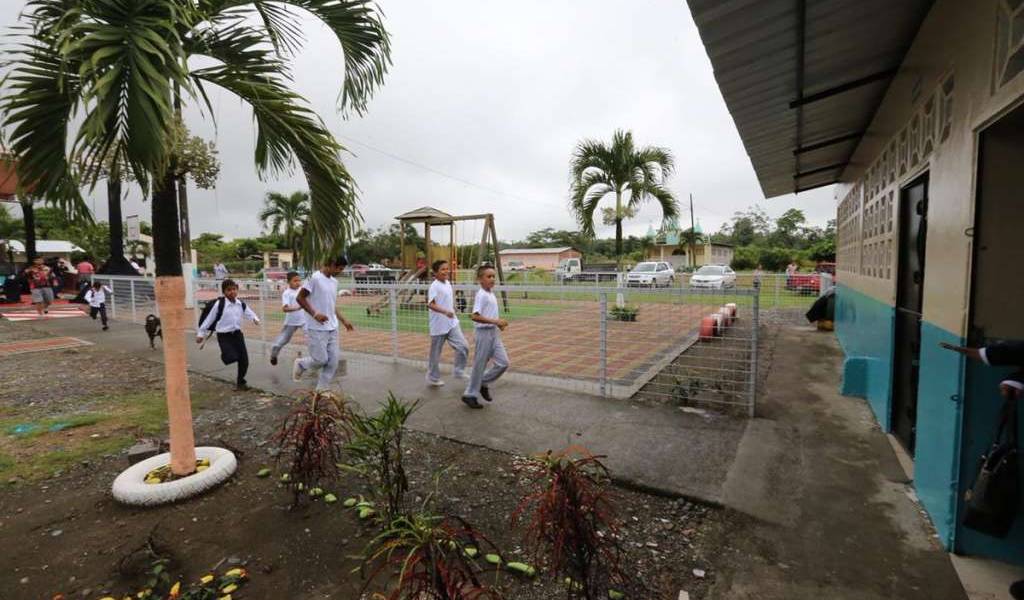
192, 256, 506, 405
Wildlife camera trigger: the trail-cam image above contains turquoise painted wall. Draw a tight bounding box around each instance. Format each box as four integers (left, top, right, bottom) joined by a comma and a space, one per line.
834, 285, 895, 431
956, 360, 1024, 563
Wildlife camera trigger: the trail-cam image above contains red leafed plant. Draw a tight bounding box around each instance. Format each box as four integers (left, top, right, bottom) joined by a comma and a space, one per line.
361, 513, 503, 600
274, 390, 357, 503
511, 446, 628, 599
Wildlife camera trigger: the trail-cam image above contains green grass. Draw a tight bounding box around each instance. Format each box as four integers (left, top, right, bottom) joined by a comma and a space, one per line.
1, 390, 223, 481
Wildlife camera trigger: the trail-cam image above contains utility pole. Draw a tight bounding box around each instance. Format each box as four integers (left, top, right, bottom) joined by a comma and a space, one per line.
689, 193, 696, 268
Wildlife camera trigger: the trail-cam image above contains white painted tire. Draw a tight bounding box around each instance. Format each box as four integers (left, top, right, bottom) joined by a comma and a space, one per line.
111, 447, 237, 506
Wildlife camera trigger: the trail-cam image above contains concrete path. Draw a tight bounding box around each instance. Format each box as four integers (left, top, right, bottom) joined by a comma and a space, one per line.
35, 315, 747, 505
713, 325, 968, 599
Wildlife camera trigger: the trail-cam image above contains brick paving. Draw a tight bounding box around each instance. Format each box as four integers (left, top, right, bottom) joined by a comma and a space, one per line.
0, 336, 92, 357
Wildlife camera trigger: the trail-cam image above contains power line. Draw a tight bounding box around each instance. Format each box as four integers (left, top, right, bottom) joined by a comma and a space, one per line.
338, 134, 562, 210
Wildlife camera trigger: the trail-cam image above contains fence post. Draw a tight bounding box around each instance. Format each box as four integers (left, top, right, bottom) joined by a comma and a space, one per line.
130, 279, 137, 323
389, 288, 399, 361
774, 273, 781, 308
599, 292, 608, 397
258, 280, 268, 356
748, 290, 760, 417
108, 278, 116, 320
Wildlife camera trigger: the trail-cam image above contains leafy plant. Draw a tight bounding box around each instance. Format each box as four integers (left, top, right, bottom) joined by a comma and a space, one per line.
361, 512, 502, 600
609, 305, 639, 322
511, 446, 628, 600
344, 393, 418, 523
274, 391, 358, 503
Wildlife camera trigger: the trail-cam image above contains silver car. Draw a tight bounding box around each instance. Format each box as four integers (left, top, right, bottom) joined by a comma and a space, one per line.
688, 265, 737, 289
627, 261, 675, 287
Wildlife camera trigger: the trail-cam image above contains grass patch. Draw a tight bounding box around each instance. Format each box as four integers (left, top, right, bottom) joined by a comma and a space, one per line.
0, 390, 225, 481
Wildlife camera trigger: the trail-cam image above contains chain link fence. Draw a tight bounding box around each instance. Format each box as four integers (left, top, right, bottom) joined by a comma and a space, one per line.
82, 273, 837, 417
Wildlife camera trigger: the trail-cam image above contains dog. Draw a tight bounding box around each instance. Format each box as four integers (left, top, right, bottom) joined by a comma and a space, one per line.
145, 314, 162, 349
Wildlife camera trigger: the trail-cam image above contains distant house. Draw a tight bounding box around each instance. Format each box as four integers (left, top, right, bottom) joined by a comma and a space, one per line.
8, 240, 85, 265
643, 219, 733, 268
263, 249, 295, 269
499, 247, 581, 270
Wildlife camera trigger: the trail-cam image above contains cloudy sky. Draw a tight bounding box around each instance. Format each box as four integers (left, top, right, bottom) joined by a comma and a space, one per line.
1, 0, 836, 243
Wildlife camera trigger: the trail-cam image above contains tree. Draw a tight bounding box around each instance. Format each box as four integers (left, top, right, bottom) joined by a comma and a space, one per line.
3, 0, 390, 478
259, 191, 310, 260
174, 122, 221, 263
771, 208, 806, 248
570, 130, 678, 264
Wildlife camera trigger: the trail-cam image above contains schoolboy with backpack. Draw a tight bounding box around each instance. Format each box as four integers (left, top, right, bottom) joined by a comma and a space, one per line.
196, 279, 260, 390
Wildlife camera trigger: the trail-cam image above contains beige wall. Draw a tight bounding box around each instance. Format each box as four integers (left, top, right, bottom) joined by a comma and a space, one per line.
501, 249, 580, 270
834, 0, 1024, 334
645, 244, 734, 267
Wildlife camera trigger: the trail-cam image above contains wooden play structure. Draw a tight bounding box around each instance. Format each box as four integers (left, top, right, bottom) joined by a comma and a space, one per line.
366, 206, 507, 315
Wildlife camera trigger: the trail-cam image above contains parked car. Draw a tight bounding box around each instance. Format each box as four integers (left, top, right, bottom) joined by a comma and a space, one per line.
688, 265, 737, 289
786, 262, 836, 295
506, 260, 527, 272
345, 263, 370, 275
626, 261, 675, 287
367, 262, 389, 271
262, 267, 288, 281
556, 257, 619, 282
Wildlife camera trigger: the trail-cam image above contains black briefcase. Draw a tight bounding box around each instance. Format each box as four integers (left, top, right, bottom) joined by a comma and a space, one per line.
963, 399, 1019, 538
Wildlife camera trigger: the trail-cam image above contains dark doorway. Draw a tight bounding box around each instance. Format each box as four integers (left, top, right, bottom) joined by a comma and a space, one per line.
892, 173, 928, 455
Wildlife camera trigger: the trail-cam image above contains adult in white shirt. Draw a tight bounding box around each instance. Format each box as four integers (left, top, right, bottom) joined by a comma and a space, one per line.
196, 279, 261, 390
293, 256, 355, 391
425, 260, 468, 386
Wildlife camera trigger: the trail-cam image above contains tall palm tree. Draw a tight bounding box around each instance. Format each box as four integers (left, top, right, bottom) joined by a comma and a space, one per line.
2, 0, 390, 477
259, 190, 310, 260
569, 130, 679, 264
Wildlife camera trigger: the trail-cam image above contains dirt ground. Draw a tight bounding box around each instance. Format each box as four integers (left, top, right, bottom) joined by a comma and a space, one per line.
0, 318, 733, 599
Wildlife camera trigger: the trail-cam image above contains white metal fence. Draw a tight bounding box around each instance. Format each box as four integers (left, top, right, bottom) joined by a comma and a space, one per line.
85, 274, 800, 416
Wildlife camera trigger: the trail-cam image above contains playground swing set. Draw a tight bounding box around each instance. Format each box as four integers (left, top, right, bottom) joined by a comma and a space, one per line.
365, 206, 509, 316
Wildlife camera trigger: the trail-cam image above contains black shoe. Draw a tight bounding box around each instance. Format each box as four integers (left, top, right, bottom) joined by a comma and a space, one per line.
270, 356, 278, 366
480, 386, 493, 402
461, 395, 483, 409
236, 380, 249, 391
1010, 580, 1024, 600
102, 325, 109, 331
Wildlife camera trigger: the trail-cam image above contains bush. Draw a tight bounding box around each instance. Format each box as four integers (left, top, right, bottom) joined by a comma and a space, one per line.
609, 305, 639, 322
729, 245, 796, 272
273, 391, 358, 504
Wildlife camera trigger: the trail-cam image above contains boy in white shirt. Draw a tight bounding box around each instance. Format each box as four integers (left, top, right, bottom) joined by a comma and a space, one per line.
426, 260, 468, 386
461, 265, 509, 409
270, 271, 305, 366
294, 256, 355, 391
196, 279, 260, 390
84, 281, 112, 331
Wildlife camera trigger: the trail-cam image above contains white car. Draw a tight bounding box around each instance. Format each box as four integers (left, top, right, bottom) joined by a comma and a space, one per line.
506, 260, 527, 272
626, 261, 675, 287
688, 265, 737, 289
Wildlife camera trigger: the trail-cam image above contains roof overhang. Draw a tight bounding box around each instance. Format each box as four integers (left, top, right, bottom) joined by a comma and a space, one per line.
687, 0, 934, 198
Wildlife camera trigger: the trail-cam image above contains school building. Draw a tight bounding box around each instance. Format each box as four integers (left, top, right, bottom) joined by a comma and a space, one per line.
644, 218, 734, 269
499, 247, 581, 271
688, 0, 1024, 564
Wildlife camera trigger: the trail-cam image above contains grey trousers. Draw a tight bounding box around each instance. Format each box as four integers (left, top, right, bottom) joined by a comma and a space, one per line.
464, 326, 509, 398
270, 324, 303, 359
427, 325, 469, 382
299, 328, 339, 390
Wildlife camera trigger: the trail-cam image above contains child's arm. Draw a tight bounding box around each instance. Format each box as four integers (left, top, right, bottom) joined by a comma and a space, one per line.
244, 304, 261, 324
470, 312, 508, 330
282, 303, 303, 313
428, 299, 455, 318
196, 303, 218, 342
103, 285, 113, 294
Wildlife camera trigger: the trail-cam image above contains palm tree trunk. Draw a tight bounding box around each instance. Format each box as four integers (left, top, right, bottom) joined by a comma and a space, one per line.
101, 178, 137, 275
614, 191, 623, 267
152, 166, 196, 477
21, 200, 36, 261
178, 177, 191, 264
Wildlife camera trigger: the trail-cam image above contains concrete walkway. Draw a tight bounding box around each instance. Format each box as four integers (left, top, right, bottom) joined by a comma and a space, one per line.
36, 316, 747, 504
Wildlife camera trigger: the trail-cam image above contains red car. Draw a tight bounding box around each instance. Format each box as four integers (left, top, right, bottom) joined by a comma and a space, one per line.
786, 262, 836, 295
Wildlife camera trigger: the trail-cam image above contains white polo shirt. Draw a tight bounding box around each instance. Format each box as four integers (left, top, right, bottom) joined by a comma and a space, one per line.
472, 288, 499, 329
281, 287, 305, 327
301, 270, 339, 331
427, 279, 459, 336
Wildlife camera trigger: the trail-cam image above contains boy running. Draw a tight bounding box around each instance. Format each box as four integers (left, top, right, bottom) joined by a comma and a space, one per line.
84, 281, 112, 331
426, 260, 468, 386
461, 265, 509, 409
270, 271, 305, 366
293, 256, 355, 391
196, 279, 260, 390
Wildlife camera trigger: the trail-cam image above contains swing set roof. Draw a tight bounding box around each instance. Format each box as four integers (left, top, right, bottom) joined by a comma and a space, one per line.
395, 206, 453, 222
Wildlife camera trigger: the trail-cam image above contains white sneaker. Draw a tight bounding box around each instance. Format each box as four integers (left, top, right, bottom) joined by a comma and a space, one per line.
292, 358, 305, 382
454, 371, 469, 380
426, 378, 445, 387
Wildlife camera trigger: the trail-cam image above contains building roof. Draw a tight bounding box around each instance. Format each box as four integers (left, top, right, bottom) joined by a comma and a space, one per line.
499, 247, 576, 255
395, 206, 453, 221
6, 240, 86, 253
686, 0, 933, 198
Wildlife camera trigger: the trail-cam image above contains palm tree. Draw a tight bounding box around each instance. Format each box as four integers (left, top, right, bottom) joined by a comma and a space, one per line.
569, 130, 679, 264
2, 0, 390, 477
259, 191, 310, 260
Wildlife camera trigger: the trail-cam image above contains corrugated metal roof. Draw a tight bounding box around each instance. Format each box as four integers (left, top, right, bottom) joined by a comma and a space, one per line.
687, 0, 933, 198
499, 247, 575, 255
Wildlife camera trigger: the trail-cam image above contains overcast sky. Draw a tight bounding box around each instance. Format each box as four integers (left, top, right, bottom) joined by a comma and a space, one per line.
1, 0, 836, 243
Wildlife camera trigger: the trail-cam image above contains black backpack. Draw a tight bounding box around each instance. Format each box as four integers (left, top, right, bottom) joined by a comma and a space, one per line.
963, 397, 1019, 538
198, 297, 247, 332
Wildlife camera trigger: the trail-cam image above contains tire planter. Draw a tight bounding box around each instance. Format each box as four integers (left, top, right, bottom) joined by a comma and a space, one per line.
725, 302, 737, 317
699, 315, 716, 339
711, 313, 724, 336
718, 307, 733, 327
112, 446, 237, 506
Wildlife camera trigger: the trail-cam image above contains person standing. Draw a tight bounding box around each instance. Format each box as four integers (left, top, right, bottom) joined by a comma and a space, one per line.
753, 263, 764, 289
26, 258, 55, 315
293, 256, 355, 391
76, 257, 94, 276
84, 280, 112, 331
425, 260, 468, 387
196, 279, 260, 390
270, 271, 305, 366
461, 265, 509, 409
213, 261, 229, 280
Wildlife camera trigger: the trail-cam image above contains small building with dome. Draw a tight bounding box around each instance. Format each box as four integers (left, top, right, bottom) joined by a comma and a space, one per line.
644, 218, 733, 269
